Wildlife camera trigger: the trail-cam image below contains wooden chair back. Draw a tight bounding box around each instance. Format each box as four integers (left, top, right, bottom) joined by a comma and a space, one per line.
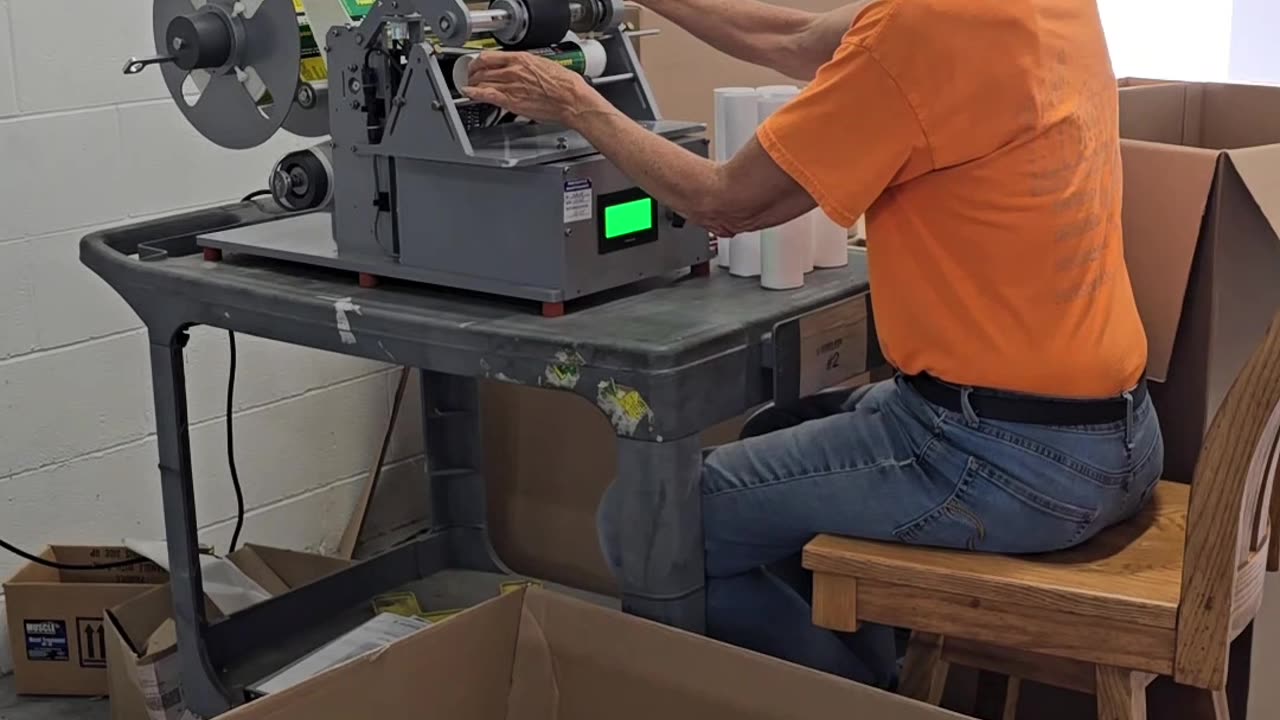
1176, 310, 1280, 689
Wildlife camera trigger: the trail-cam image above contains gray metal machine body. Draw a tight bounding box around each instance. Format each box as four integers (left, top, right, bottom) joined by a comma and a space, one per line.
129, 0, 711, 305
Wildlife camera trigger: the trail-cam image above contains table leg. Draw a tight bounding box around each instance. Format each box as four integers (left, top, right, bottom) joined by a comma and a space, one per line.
149, 330, 233, 716
614, 435, 706, 633
419, 370, 510, 573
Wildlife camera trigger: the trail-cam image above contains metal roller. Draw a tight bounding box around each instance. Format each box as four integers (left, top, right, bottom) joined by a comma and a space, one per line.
124, 0, 301, 150
438, 0, 626, 48
270, 143, 335, 211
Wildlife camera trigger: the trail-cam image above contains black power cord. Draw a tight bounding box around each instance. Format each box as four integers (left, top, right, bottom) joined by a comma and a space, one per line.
0, 539, 148, 571
226, 330, 246, 554
225, 187, 267, 553
241, 188, 273, 203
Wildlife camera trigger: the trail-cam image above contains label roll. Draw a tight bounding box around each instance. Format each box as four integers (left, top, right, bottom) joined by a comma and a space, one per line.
452, 39, 606, 91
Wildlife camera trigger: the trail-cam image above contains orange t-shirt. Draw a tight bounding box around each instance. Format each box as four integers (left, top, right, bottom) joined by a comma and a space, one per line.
758, 0, 1147, 398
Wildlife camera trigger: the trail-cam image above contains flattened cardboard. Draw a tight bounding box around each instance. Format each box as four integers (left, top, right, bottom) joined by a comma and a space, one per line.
219, 588, 963, 720
104, 545, 349, 720
2, 546, 166, 697
1119, 81, 1280, 481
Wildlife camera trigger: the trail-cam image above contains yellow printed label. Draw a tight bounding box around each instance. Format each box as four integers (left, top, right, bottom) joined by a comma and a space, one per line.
618, 391, 650, 422
300, 57, 328, 83
293, 0, 305, 12
417, 609, 463, 623
499, 580, 543, 595
371, 592, 423, 618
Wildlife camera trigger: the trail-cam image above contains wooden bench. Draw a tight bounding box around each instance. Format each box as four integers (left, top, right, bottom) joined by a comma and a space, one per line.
803, 312, 1280, 720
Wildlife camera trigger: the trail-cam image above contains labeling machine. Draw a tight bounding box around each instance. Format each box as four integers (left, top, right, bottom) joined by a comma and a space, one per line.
124, 0, 712, 315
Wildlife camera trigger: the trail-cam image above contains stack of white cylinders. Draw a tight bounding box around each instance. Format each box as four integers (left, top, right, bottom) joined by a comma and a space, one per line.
713, 88, 760, 272
756, 86, 811, 289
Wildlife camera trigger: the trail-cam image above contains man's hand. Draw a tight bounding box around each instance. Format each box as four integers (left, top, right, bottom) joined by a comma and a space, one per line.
462, 51, 605, 125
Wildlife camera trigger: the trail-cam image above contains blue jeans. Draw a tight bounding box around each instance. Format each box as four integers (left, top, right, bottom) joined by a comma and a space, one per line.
598, 375, 1163, 686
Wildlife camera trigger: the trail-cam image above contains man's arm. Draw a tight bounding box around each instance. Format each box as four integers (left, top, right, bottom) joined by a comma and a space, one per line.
642, 0, 869, 80
463, 53, 814, 235
570, 104, 816, 236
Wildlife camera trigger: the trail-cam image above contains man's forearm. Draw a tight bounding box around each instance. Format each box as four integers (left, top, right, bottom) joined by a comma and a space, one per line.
642, 0, 829, 79
567, 99, 813, 236
571, 104, 725, 230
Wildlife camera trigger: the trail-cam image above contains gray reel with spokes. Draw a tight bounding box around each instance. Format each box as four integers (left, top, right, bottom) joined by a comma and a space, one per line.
124, 0, 302, 149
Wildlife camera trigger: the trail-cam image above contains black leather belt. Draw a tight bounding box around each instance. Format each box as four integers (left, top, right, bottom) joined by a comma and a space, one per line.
906, 373, 1147, 426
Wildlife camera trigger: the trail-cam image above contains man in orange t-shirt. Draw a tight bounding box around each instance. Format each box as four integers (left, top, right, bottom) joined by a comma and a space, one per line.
467, 0, 1162, 685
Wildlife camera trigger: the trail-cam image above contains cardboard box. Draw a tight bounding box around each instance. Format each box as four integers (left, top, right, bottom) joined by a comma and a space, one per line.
1119, 81, 1280, 482
3, 546, 167, 697
219, 587, 963, 720
104, 545, 349, 720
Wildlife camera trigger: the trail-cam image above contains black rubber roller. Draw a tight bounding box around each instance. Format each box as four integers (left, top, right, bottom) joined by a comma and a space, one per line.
498, 0, 570, 49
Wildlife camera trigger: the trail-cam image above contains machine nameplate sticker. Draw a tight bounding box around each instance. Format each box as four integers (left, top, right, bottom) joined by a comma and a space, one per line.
564, 179, 594, 223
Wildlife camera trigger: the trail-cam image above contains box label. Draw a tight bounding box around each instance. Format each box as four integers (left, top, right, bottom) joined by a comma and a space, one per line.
795, 298, 869, 397
76, 617, 108, 669
24, 619, 69, 662
564, 179, 593, 223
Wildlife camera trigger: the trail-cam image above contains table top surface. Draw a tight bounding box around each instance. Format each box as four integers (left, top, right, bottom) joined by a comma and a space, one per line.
85, 207, 871, 369
83, 207, 873, 435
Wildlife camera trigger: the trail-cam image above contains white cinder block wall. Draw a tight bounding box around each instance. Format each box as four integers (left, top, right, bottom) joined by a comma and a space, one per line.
0, 0, 426, 673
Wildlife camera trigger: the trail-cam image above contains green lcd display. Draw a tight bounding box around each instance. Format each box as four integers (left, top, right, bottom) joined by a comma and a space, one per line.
604, 197, 655, 240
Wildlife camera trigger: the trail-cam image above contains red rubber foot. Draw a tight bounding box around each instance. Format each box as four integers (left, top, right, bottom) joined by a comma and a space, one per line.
542, 302, 566, 318
690, 260, 712, 277
358, 273, 380, 289
202, 248, 223, 262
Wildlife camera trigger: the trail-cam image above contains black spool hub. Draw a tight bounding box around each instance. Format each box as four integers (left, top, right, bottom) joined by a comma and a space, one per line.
166, 11, 234, 70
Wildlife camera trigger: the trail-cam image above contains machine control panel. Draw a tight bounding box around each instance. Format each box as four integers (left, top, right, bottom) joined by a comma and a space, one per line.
597, 189, 658, 255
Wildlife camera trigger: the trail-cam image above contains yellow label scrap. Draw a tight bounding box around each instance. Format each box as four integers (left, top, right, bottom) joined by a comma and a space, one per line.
417, 609, 464, 623
499, 580, 543, 595
371, 591, 423, 617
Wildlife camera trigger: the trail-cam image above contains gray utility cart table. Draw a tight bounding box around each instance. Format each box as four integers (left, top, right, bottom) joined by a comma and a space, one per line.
80, 200, 879, 717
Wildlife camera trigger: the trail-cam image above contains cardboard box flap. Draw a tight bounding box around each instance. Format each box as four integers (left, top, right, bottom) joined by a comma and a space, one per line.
106, 583, 221, 661
1119, 83, 1204, 145
4, 546, 166, 587
512, 589, 965, 720
1201, 83, 1280, 151
1226, 145, 1280, 241
234, 545, 350, 593
507, 594, 560, 720
220, 593, 520, 720
1119, 141, 1222, 380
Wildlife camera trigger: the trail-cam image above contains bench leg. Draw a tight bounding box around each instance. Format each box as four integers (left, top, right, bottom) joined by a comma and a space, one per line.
900, 632, 949, 705
1097, 667, 1148, 720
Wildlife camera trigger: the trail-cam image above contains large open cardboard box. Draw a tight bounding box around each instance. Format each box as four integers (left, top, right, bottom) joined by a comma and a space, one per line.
219, 586, 963, 720
104, 545, 349, 720
1119, 81, 1280, 482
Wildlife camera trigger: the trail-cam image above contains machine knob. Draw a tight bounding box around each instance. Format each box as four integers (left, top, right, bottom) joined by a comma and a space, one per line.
165, 12, 234, 71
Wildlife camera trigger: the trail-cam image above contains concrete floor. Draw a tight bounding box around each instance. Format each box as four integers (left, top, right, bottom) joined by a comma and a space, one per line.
0, 675, 108, 720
